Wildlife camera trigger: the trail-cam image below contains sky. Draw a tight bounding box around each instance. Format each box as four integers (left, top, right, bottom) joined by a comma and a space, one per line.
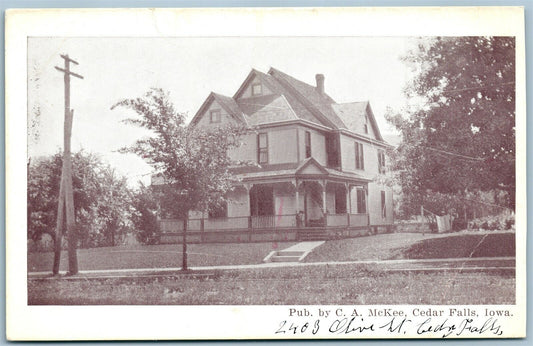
28, 36, 417, 186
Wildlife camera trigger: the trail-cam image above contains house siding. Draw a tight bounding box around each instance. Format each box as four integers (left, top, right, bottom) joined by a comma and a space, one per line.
195, 100, 237, 127
297, 126, 327, 165
239, 75, 273, 98
368, 182, 394, 225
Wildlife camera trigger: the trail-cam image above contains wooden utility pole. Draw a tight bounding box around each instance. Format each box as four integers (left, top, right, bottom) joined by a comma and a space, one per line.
52, 54, 83, 275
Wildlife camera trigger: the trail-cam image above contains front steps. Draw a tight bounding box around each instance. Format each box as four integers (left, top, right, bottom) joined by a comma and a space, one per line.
264, 241, 325, 263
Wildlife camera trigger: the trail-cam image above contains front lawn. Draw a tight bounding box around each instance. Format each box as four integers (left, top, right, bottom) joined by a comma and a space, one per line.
28, 241, 294, 272
304, 231, 515, 263
28, 264, 515, 305
392, 232, 515, 259
303, 233, 447, 262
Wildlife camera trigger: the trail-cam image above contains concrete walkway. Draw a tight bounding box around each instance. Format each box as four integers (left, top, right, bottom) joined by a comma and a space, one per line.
28, 256, 515, 280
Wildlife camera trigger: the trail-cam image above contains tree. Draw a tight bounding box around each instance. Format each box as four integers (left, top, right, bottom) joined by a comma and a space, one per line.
387, 36, 515, 217
28, 150, 133, 250
112, 88, 249, 270
131, 183, 161, 245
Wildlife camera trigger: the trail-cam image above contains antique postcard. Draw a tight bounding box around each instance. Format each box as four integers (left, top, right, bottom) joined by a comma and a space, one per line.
5, 7, 526, 340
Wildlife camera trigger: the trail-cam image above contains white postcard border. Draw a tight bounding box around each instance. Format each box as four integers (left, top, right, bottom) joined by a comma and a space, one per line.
6, 7, 527, 340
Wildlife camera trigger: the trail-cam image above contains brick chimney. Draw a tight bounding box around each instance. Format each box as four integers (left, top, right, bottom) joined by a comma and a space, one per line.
315, 74, 325, 94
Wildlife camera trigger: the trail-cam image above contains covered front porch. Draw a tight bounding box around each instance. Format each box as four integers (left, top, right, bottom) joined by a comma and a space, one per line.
160, 178, 370, 233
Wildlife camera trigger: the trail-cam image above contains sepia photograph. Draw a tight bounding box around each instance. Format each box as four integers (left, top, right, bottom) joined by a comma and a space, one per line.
6, 7, 526, 340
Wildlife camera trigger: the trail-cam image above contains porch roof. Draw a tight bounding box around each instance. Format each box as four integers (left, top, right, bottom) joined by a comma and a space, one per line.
231, 158, 372, 183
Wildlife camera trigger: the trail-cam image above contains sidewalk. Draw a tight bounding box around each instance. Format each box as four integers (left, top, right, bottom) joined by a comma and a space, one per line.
28, 256, 515, 280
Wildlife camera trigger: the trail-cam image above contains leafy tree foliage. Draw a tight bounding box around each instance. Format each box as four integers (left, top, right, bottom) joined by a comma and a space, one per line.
112, 88, 249, 269
131, 183, 161, 245
27, 150, 133, 248
387, 36, 515, 217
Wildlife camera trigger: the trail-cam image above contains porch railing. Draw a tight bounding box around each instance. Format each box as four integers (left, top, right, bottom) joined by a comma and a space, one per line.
204, 216, 249, 230
251, 214, 297, 228
326, 213, 349, 227
160, 213, 368, 233
349, 213, 369, 227
325, 213, 369, 227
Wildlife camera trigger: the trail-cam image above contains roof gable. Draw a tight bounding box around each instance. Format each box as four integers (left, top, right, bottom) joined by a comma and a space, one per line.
190, 92, 247, 127
268, 67, 348, 130
295, 157, 329, 175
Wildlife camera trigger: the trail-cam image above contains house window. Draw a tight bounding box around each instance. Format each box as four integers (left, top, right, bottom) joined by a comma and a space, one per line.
355, 142, 364, 170
258, 133, 268, 164
356, 189, 367, 214
252, 83, 262, 96
364, 115, 369, 134
210, 109, 221, 123
305, 131, 312, 158
208, 201, 227, 219
381, 191, 387, 218
378, 149, 386, 173
326, 134, 339, 167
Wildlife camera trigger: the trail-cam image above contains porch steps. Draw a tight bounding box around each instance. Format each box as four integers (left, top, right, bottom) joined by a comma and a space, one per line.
263, 241, 325, 263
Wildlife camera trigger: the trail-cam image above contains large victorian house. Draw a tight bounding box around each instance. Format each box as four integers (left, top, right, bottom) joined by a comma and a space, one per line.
158, 67, 393, 243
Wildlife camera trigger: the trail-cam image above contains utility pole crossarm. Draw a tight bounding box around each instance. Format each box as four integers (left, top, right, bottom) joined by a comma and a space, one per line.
60, 54, 79, 65
54, 66, 84, 79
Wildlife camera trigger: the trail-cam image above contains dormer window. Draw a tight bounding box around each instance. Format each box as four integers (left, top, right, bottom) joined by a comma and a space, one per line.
252, 83, 262, 96
210, 109, 221, 123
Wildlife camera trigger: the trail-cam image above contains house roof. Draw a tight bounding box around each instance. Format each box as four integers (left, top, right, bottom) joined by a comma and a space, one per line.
192, 67, 386, 143
189, 92, 247, 126
331, 101, 384, 141
231, 158, 371, 183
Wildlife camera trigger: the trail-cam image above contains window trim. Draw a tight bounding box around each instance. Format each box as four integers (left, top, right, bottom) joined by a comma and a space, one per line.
356, 188, 367, 214
378, 149, 386, 174
251, 83, 262, 96
381, 190, 387, 219
305, 131, 312, 158
355, 142, 364, 170
258, 132, 269, 164
210, 109, 221, 123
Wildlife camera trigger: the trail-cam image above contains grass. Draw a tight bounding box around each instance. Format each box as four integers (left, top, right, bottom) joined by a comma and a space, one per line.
28, 241, 295, 272
303, 232, 448, 262
304, 231, 515, 263
392, 232, 515, 259
28, 264, 515, 305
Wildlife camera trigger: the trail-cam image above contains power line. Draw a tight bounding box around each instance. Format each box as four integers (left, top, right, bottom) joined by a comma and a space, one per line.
423, 146, 484, 161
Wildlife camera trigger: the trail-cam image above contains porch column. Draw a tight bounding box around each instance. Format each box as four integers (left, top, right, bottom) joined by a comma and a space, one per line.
295, 188, 299, 213
322, 181, 327, 214
346, 183, 351, 214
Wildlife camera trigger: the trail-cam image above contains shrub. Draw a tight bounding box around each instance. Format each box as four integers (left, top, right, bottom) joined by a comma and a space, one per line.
468, 213, 515, 231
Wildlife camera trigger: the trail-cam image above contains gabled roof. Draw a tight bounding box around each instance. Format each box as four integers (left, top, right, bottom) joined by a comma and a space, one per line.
267, 67, 348, 130
295, 157, 329, 175
230, 157, 371, 182
234, 69, 325, 126
190, 67, 386, 143
190, 92, 247, 126
332, 101, 384, 141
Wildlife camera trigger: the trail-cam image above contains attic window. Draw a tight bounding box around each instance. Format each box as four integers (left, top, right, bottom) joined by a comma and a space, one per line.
252, 83, 262, 96
210, 110, 221, 123
364, 115, 369, 134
